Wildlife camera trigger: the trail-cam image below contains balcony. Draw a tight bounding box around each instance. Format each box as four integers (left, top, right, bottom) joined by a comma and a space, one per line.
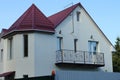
56, 49, 104, 67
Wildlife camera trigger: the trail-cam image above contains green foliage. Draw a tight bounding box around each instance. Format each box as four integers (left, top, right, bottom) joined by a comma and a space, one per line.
113, 37, 120, 72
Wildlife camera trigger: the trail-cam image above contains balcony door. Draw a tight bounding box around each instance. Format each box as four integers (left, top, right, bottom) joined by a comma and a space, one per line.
88, 41, 98, 63
57, 37, 63, 50
88, 41, 98, 53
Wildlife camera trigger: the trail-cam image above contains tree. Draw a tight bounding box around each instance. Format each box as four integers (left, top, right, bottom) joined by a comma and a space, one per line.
113, 37, 120, 72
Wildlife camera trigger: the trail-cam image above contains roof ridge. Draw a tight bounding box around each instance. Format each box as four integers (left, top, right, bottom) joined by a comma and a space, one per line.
31, 4, 54, 28
32, 4, 35, 29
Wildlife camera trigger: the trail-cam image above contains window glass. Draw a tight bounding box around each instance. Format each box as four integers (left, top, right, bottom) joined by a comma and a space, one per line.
76, 11, 80, 21
24, 35, 28, 57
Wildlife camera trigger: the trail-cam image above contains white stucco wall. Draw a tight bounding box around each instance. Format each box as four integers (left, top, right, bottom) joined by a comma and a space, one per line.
0, 39, 4, 73
34, 33, 56, 76
55, 6, 113, 72
3, 34, 35, 78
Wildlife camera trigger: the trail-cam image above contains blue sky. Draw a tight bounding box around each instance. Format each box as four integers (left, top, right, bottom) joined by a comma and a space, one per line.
0, 0, 120, 45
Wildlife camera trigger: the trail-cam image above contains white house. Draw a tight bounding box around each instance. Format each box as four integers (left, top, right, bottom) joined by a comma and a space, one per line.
0, 2, 114, 79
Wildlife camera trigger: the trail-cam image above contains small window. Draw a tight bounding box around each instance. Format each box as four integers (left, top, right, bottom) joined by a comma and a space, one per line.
74, 39, 78, 52
9, 37, 13, 60
76, 11, 81, 21
24, 35, 28, 57
0, 49, 3, 62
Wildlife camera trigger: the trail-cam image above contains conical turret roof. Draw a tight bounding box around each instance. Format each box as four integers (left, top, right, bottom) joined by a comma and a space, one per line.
3, 4, 54, 37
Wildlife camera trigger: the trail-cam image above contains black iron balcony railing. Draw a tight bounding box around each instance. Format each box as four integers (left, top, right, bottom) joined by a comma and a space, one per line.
56, 49, 104, 67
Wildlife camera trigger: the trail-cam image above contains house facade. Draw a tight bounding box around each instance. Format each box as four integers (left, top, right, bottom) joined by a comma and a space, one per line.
0, 3, 114, 78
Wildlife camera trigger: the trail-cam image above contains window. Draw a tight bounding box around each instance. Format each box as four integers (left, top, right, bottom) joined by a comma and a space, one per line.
76, 11, 81, 21
0, 49, 3, 62
24, 35, 28, 57
9, 37, 13, 60
57, 37, 63, 50
88, 41, 98, 54
74, 39, 78, 52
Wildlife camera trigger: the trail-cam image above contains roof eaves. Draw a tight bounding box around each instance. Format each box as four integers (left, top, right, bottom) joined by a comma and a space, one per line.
2, 29, 55, 39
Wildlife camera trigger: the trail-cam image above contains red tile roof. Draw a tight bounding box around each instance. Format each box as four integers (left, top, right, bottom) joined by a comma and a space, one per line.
3, 4, 54, 37
0, 29, 8, 37
48, 3, 80, 28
